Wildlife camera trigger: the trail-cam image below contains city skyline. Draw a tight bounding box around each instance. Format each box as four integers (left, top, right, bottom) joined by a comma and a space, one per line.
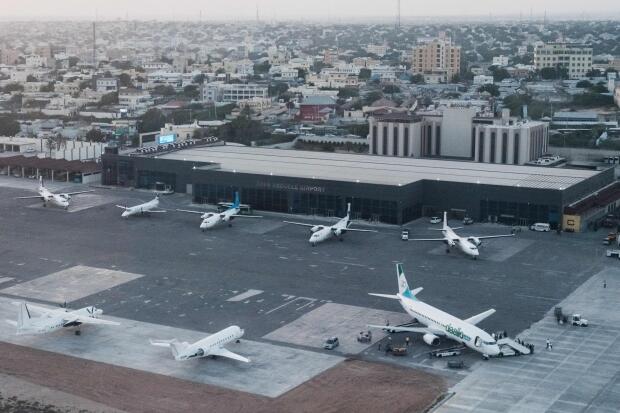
2, 0, 620, 21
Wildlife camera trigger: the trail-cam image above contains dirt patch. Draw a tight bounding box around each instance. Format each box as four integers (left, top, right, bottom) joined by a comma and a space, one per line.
0, 342, 446, 413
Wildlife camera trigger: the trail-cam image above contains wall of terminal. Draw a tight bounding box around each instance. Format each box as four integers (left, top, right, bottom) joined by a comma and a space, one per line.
101, 154, 614, 227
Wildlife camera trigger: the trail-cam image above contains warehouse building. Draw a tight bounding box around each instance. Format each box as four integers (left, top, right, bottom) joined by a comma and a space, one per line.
101, 145, 613, 227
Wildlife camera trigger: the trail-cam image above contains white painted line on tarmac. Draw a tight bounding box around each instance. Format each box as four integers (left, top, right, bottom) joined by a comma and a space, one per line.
0, 277, 14, 285
226, 289, 264, 302
328, 260, 368, 268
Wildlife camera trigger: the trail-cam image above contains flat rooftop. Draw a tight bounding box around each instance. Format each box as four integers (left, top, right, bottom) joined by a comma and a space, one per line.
159, 145, 600, 190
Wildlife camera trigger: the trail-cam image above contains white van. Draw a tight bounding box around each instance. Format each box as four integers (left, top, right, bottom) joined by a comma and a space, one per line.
530, 223, 551, 232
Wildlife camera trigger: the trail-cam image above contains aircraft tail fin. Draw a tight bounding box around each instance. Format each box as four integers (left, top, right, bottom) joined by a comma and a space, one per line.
396, 263, 417, 300
346, 202, 351, 218
17, 302, 32, 330
232, 191, 240, 208
443, 211, 448, 230
39, 176, 44, 189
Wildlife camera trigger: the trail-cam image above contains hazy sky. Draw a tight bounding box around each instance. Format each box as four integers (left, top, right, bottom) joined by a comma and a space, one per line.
2, 0, 620, 21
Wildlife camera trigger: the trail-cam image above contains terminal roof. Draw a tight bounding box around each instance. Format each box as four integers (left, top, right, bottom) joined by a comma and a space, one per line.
160, 145, 598, 190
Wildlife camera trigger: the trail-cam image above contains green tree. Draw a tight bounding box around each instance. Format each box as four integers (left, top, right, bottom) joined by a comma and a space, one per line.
3, 83, 24, 93
268, 82, 289, 97
576, 80, 593, 88
297, 68, 308, 80
26, 74, 38, 82
477, 84, 500, 97
410, 74, 425, 84
152, 85, 176, 96
253, 61, 271, 75
99, 92, 118, 106
382, 84, 401, 94
490, 67, 510, 82
338, 87, 359, 99
139, 108, 167, 133
193, 74, 206, 84
79, 80, 92, 90
68, 56, 79, 67
86, 128, 106, 142
119, 73, 133, 88
39, 82, 55, 92
363, 90, 383, 105
183, 85, 200, 100
0, 117, 21, 136
589, 83, 608, 93
358, 68, 371, 80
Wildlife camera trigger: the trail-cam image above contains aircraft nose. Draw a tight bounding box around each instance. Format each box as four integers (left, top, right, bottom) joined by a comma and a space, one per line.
488, 344, 501, 356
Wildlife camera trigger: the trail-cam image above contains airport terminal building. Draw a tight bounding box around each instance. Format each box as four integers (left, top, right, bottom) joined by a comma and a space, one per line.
101, 145, 613, 226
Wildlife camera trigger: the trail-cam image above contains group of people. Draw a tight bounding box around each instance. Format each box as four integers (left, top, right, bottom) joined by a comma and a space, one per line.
516, 337, 535, 354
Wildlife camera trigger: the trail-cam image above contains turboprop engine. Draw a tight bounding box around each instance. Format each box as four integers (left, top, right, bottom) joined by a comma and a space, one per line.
423, 333, 440, 346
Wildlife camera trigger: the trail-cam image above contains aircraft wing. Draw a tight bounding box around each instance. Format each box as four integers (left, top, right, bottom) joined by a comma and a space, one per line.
71, 315, 120, 326
469, 234, 515, 240
64, 190, 95, 196
408, 237, 448, 242
367, 324, 444, 335
464, 309, 496, 326
176, 209, 206, 215
147, 210, 167, 213
338, 228, 378, 233
210, 347, 250, 363
230, 214, 262, 218
15, 195, 44, 200
149, 339, 178, 347
19, 303, 56, 316
115, 205, 129, 210
283, 221, 317, 228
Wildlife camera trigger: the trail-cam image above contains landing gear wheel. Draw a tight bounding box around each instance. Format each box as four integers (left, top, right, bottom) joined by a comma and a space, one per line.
446, 249, 450, 253
228, 223, 232, 227
75, 330, 81, 336
43, 203, 47, 207
339, 238, 344, 242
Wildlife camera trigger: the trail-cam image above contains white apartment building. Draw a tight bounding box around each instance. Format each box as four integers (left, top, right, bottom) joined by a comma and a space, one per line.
474, 75, 494, 85
143, 62, 173, 72
201, 82, 268, 103
159, 122, 200, 141
25, 55, 48, 68
492, 55, 509, 67
534, 43, 593, 79
366, 44, 388, 57
95, 77, 119, 93
370, 66, 397, 82
118, 88, 153, 114
147, 71, 183, 87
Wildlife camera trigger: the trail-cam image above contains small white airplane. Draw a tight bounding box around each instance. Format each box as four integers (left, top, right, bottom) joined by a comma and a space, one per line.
410, 212, 514, 259
6, 301, 120, 335
16, 177, 94, 210
116, 195, 166, 218
283, 203, 377, 246
176, 192, 261, 231
150, 325, 250, 363
368, 263, 500, 358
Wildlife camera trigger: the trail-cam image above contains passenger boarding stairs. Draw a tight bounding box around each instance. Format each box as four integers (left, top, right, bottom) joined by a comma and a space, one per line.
497, 337, 531, 355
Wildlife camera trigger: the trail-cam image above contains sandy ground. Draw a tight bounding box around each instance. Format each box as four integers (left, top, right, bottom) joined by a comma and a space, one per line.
0, 342, 446, 413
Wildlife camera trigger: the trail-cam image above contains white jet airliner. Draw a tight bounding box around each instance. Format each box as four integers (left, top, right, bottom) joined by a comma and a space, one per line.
150, 325, 250, 363
16, 177, 94, 210
367, 263, 500, 358
176, 192, 261, 231
410, 212, 514, 259
116, 195, 166, 218
283, 203, 377, 246
7, 302, 119, 335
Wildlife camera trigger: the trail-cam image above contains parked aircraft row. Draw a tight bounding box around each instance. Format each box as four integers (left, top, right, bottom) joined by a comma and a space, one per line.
14, 181, 515, 258
7, 263, 501, 359
6, 302, 250, 363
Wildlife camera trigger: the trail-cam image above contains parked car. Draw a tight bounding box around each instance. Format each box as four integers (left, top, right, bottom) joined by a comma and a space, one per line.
463, 217, 474, 225
429, 217, 441, 224
401, 229, 409, 241
530, 223, 551, 232
323, 336, 339, 350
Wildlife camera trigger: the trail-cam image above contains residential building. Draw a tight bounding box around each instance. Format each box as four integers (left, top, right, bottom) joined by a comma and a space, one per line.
492, 55, 509, 66
366, 44, 388, 57
473, 75, 494, 85
0, 48, 20, 65
533, 43, 593, 79
323, 49, 339, 65
298, 95, 337, 122
201, 82, 268, 103
615, 85, 620, 108
95, 77, 119, 93
411, 32, 461, 82
118, 88, 153, 114
159, 122, 200, 142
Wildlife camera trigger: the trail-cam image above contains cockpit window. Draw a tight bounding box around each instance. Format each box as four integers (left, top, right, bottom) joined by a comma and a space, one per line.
483, 340, 496, 345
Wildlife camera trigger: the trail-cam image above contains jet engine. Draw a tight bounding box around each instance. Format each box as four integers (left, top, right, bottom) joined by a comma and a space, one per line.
446, 239, 456, 247
423, 333, 440, 346
310, 225, 322, 233
333, 228, 346, 236
468, 237, 482, 246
